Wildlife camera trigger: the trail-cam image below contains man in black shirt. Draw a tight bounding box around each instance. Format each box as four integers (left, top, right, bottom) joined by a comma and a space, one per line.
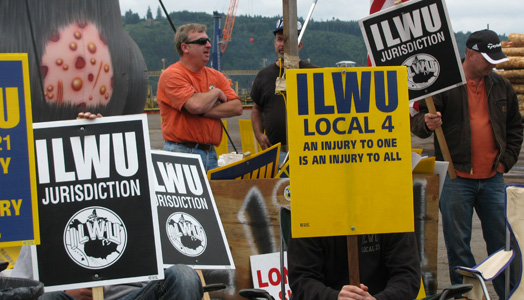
288, 233, 421, 300
250, 18, 317, 163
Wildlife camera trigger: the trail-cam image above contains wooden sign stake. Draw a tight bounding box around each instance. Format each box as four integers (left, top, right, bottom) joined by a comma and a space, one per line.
424, 96, 457, 180
282, 0, 299, 152
347, 235, 360, 285
197, 270, 211, 300
93, 286, 104, 300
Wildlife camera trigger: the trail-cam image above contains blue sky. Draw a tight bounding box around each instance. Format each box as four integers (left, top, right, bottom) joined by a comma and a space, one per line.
119, 0, 521, 36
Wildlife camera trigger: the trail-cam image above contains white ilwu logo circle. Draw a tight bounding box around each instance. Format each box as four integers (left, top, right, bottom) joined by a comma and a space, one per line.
64, 206, 128, 269
402, 53, 440, 91
166, 212, 207, 257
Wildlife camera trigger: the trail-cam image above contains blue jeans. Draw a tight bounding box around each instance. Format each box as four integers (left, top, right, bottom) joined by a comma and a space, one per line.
163, 141, 218, 171
39, 265, 203, 300
440, 172, 510, 298
279, 151, 287, 166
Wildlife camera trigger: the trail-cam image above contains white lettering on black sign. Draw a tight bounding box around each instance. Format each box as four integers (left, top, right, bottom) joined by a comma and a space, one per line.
370, 3, 441, 51
35, 132, 139, 184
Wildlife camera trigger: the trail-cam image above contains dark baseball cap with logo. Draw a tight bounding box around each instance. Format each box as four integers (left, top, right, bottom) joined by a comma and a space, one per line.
466, 29, 509, 64
273, 17, 302, 35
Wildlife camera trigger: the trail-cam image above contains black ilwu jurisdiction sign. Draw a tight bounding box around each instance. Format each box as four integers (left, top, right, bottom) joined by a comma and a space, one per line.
359, 0, 465, 102
151, 150, 234, 269
31, 114, 163, 292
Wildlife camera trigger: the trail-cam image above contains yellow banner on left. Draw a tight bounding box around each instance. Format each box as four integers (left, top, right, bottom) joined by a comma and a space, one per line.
287, 66, 414, 238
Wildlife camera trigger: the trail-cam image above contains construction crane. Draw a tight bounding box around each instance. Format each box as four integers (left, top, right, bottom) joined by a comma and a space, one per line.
211, 0, 239, 71
221, 0, 239, 53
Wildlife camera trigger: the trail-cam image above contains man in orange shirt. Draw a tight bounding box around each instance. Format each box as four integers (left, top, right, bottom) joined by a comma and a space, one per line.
411, 29, 523, 298
157, 23, 243, 171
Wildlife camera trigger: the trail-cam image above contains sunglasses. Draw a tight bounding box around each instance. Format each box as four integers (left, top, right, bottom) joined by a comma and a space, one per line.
184, 37, 211, 45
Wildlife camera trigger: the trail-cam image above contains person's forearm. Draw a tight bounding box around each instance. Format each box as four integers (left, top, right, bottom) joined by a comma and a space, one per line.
251, 105, 265, 137
184, 89, 224, 115
203, 99, 243, 118
251, 105, 271, 149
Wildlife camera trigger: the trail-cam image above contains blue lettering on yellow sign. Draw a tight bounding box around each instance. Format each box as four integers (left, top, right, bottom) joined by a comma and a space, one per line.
312, 155, 325, 165
333, 72, 371, 114
313, 73, 332, 115
297, 71, 399, 116
303, 142, 317, 151
303, 116, 377, 136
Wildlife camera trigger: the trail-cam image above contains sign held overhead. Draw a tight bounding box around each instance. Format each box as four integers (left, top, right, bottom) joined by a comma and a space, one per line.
359, 0, 466, 102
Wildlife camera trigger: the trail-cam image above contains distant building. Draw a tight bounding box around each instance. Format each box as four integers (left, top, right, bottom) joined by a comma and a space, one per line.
336, 60, 356, 67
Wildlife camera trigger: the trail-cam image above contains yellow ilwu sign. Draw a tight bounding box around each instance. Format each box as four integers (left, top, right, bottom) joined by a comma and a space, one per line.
287, 67, 414, 238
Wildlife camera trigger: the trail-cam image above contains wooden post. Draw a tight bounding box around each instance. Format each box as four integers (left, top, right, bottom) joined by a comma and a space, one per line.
93, 287, 104, 300
282, 0, 299, 67
282, 0, 299, 154
424, 96, 457, 179
347, 236, 360, 285
197, 270, 211, 300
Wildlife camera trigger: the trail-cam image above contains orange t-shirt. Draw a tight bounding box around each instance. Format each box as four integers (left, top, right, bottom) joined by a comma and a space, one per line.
456, 78, 498, 179
157, 62, 238, 146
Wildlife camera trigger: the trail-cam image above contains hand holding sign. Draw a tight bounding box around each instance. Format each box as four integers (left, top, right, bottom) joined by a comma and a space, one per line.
424, 111, 442, 131
77, 112, 103, 119
65, 288, 96, 300
424, 97, 456, 179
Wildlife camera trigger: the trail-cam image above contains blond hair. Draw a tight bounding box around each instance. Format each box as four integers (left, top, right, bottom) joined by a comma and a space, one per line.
175, 23, 207, 56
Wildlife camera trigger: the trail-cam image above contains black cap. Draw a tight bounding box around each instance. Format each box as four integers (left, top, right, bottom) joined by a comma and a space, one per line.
273, 18, 302, 35
466, 29, 509, 64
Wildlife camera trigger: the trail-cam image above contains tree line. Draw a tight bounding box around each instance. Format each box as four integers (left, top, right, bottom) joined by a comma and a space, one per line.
122, 9, 489, 93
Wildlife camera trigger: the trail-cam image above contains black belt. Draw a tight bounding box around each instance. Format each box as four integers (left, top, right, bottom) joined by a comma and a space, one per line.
179, 142, 213, 151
